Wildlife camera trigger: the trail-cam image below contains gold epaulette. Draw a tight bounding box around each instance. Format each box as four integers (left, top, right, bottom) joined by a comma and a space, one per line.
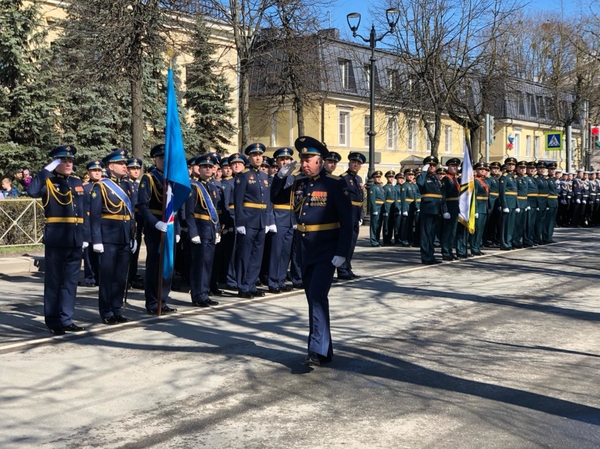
326, 173, 340, 180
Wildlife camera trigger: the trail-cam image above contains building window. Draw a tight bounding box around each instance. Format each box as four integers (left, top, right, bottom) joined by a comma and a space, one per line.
339, 59, 355, 91
528, 93, 537, 117
526, 135, 532, 157
514, 133, 521, 157
444, 125, 452, 154
407, 119, 416, 152
518, 93, 526, 115
339, 110, 350, 146
387, 69, 399, 90
534, 136, 540, 158
364, 115, 370, 147
387, 116, 398, 150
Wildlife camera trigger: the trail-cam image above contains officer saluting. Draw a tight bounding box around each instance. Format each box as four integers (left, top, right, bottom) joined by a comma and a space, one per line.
28, 145, 86, 335
273, 136, 353, 366
89, 149, 136, 324
417, 155, 445, 265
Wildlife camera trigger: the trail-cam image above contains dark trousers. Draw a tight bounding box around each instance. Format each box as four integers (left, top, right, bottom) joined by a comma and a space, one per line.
535, 208, 547, 244
470, 213, 487, 254
500, 208, 516, 249
83, 246, 98, 284
369, 212, 382, 246
268, 224, 294, 289
544, 207, 558, 242
236, 227, 266, 293
455, 223, 469, 256
215, 229, 234, 284
144, 228, 173, 311
44, 246, 82, 329
190, 238, 216, 303
260, 231, 273, 284
303, 261, 335, 359
485, 204, 501, 244
338, 220, 359, 277
128, 218, 143, 281
525, 206, 537, 246
225, 231, 238, 288
289, 232, 303, 286
512, 208, 526, 247
98, 243, 130, 319
420, 213, 440, 263
441, 213, 458, 257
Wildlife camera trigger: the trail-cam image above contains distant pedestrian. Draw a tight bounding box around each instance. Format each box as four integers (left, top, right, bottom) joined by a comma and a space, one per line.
1, 177, 18, 199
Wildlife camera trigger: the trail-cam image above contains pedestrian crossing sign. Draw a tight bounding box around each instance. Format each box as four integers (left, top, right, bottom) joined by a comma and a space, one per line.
544, 131, 563, 151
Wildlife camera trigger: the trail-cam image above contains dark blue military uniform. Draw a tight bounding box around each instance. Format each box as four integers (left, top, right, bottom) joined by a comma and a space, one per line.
544, 164, 559, 242
186, 154, 221, 306
137, 144, 179, 314
90, 149, 135, 322
82, 159, 103, 286
534, 163, 549, 244
272, 136, 353, 365
27, 145, 86, 334
268, 147, 296, 293
233, 143, 273, 298
338, 152, 365, 279
417, 156, 445, 264
127, 157, 144, 287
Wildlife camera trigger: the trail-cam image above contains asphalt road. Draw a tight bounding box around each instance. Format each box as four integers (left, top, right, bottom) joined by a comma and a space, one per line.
0, 227, 599, 448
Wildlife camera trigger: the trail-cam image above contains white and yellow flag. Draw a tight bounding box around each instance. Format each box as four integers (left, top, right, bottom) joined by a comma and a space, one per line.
458, 133, 475, 234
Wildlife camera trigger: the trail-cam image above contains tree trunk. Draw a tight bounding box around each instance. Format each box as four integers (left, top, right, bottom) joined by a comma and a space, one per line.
295, 96, 305, 137
131, 72, 144, 159
239, 62, 250, 149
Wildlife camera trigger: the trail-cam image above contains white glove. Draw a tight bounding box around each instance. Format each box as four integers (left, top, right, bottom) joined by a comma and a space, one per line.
358, 219, 363, 226
93, 243, 104, 253
176, 234, 181, 243
191, 236, 201, 244
576, 199, 581, 204
475, 213, 479, 218
216, 233, 221, 244
82, 242, 89, 249
372, 212, 379, 216
331, 255, 346, 268
267, 224, 277, 233
130, 240, 138, 253
422, 164, 430, 173
382, 213, 388, 217
536, 207, 540, 211
155, 221, 168, 232
276, 160, 297, 178
546, 207, 549, 210
515, 208, 520, 214
236, 226, 246, 235
402, 211, 408, 216
293, 224, 297, 230
44, 158, 62, 172
503, 208, 510, 213
443, 212, 451, 219
582, 200, 586, 204
526, 206, 531, 211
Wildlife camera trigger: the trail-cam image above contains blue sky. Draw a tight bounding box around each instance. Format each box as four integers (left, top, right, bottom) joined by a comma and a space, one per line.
327, 0, 586, 41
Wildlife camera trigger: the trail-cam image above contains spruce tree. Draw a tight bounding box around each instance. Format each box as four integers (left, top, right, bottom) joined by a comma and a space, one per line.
184, 16, 236, 155
0, 0, 60, 174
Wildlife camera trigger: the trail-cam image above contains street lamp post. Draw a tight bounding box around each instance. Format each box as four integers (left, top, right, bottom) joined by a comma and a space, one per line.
347, 9, 400, 181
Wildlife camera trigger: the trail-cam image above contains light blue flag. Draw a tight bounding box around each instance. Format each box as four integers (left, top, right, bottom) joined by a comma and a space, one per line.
162, 68, 191, 279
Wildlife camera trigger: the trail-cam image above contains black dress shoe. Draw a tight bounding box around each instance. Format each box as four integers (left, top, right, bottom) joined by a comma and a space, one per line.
292, 284, 304, 289
209, 289, 224, 296
423, 260, 441, 265
442, 256, 454, 261
281, 285, 293, 292
337, 275, 353, 280
457, 254, 468, 259
115, 315, 131, 323
192, 301, 210, 307
50, 327, 66, 335
161, 306, 177, 314
238, 292, 254, 299
251, 290, 266, 297
62, 323, 85, 332
302, 352, 321, 366
206, 299, 219, 306
500, 247, 512, 251
102, 316, 119, 325
268, 287, 282, 294
350, 273, 361, 279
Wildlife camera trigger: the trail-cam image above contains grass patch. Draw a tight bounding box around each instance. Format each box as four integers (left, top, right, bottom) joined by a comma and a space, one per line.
0, 245, 44, 257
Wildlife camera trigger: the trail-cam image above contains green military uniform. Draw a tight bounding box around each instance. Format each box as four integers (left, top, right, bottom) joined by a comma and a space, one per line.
440, 160, 461, 260
484, 162, 501, 246
368, 171, 385, 246
534, 161, 549, 244
382, 171, 397, 245
394, 172, 408, 246
544, 162, 559, 243
471, 163, 490, 256
524, 162, 539, 247
512, 161, 529, 248
498, 157, 518, 250
416, 156, 445, 264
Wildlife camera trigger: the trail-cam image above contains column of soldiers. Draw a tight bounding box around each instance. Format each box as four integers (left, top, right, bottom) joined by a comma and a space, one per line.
30, 142, 593, 336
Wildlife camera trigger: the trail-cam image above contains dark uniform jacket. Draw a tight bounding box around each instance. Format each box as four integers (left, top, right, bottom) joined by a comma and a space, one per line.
28, 170, 85, 247
535, 175, 549, 209
474, 177, 489, 214
90, 177, 135, 245
417, 171, 445, 215
186, 179, 220, 240
340, 171, 364, 221
270, 173, 296, 228
233, 167, 273, 229
499, 172, 517, 209
137, 167, 180, 234
515, 175, 528, 209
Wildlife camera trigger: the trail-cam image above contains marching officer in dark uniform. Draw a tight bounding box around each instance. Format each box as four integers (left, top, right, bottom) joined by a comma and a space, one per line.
233, 142, 274, 299
544, 162, 559, 242
498, 157, 518, 250
268, 147, 296, 293
90, 149, 136, 324
338, 152, 365, 279
403, 168, 419, 246
382, 170, 396, 246
206, 152, 227, 296
368, 170, 385, 247
440, 158, 460, 260
484, 161, 501, 246
272, 136, 352, 366
512, 161, 529, 248
127, 157, 144, 289
186, 154, 221, 307
417, 155, 445, 265
137, 144, 178, 314
393, 171, 407, 245
524, 162, 539, 247
27, 145, 86, 335
323, 151, 341, 174
81, 160, 103, 287
471, 162, 490, 256
534, 161, 549, 244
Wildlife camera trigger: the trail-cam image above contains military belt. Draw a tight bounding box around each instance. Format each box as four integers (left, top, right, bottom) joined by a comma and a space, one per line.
476, 196, 489, 200
548, 195, 558, 199
351, 201, 363, 207
489, 192, 499, 196
243, 202, 267, 209
405, 198, 415, 203
505, 192, 518, 195
273, 204, 293, 210
193, 213, 211, 221
149, 208, 163, 217
46, 217, 84, 224
385, 199, 394, 203
517, 196, 527, 200
375, 200, 385, 205
101, 214, 131, 221
527, 193, 538, 196
421, 194, 442, 199
229, 204, 235, 209
446, 197, 459, 201
538, 194, 549, 197
296, 222, 340, 232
